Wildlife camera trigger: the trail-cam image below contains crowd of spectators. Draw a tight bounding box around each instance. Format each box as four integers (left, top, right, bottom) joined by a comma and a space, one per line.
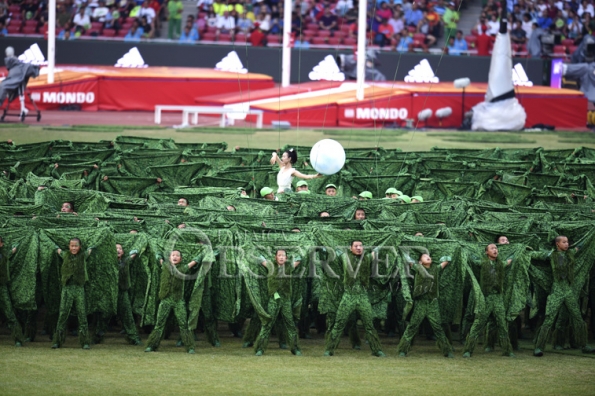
445, 0, 590, 57
0, 0, 166, 39
0, 0, 469, 49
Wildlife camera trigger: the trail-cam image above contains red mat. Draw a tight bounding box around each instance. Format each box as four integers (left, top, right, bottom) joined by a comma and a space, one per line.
5, 66, 275, 111
199, 81, 586, 129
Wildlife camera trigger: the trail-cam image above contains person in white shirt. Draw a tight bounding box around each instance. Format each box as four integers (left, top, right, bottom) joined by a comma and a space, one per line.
73, 7, 91, 30
215, 10, 235, 39
389, 10, 404, 34
197, 0, 213, 12
486, 13, 500, 36
92, 0, 109, 22
138, 1, 156, 25
578, 0, 594, 17
335, 0, 353, 16
521, 13, 533, 39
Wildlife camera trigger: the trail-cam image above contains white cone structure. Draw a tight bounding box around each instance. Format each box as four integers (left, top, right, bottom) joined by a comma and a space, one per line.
472, 12, 526, 131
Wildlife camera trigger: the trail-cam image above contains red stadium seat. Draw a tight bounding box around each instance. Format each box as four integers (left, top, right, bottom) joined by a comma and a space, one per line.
86, 28, 102, 36
318, 30, 331, 37
8, 19, 22, 27
327, 37, 342, 45
219, 33, 232, 42
340, 24, 350, 33
24, 19, 37, 27
7, 25, 21, 34
568, 45, 578, 55
553, 45, 566, 55
561, 39, 574, 47
126, 17, 137, 23
413, 33, 426, 42
306, 23, 319, 30
207, 25, 217, 33
407, 26, 416, 33
91, 22, 104, 30
103, 29, 116, 37
343, 37, 356, 45
267, 34, 280, 43
235, 33, 247, 42
303, 29, 316, 38
333, 31, 346, 38
121, 22, 133, 30
412, 40, 427, 51
117, 29, 128, 37
21, 26, 37, 34
311, 37, 327, 45
201, 32, 216, 40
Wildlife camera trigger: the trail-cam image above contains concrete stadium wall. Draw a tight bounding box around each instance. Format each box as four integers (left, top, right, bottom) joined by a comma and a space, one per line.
3, 37, 546, 85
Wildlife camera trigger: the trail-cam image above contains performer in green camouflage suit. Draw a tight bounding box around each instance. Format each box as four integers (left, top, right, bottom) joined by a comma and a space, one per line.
254, 249, 301, 356
324, 240, 385, 357
398, 253, 454, 358
533, 236, 594, 356
96, 244, 142, 345
52, 238, 92, 349
463, 244, 514, 358
0, 237, 25, 346
145, 250, 197, 354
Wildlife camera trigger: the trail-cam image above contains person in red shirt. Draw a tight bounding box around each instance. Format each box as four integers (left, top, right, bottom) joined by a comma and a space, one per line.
375, 18, 394, 47
475, 25, 492, 56
425, 4, 441, 36
250, 22, 267, 46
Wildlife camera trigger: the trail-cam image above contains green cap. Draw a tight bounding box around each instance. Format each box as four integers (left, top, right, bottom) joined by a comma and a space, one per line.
398, 195, 412, 204
260, 187, 274, 197
297, 190, 311, 194
359, 191, 373, 199
385, 188, 402, 195
325, 184, 337, 190
411, 195, 424, 202
296, 180, 308, 187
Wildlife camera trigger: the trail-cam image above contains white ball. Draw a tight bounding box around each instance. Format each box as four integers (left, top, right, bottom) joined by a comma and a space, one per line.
309, 139, 346, 176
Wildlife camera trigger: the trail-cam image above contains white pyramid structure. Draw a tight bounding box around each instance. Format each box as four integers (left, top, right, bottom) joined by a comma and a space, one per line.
404, 59, 439, 83
215, 51, 248, 73
115, 47, 148, 68
512, 63, 533, 87
308, 55, 345, 82
18, 43, 48, 65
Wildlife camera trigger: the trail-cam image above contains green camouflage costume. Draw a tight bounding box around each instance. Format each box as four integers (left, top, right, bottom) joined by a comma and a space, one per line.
52, 248, 91, 348
464, 256, 513, 357
146, 260, 195, 353
398, 262, 453, 357
325, 251, 383, 356
0, 245, 25, 345
533, 249, 589, 354
254, 258, 301, 355
96, 253, 141, 345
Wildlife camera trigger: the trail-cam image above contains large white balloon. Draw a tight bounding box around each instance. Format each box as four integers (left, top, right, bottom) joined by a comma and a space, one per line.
309, 139, 346, 176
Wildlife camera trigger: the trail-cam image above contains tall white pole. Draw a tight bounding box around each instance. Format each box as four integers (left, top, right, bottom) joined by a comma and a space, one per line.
281, 0, 292, 87
355, 0, 366, 100
47, 0, 56, 83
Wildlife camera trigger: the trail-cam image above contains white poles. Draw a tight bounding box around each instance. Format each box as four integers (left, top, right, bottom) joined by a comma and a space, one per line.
47, 0, 56, 83
356, 0, 366, 100
281, 0, 292, 87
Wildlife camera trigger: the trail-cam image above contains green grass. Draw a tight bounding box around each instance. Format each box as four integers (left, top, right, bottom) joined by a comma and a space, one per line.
1, 331, 594, 395
1, 125, 595, 152
436, 133, 537, 144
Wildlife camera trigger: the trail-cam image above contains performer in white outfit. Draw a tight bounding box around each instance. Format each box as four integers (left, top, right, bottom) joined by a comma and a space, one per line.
270, 148, 321, 193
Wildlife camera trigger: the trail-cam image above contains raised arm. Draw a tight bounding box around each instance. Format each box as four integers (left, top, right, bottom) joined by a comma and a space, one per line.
270, 152, 282, 166
292, 169, 321, 180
